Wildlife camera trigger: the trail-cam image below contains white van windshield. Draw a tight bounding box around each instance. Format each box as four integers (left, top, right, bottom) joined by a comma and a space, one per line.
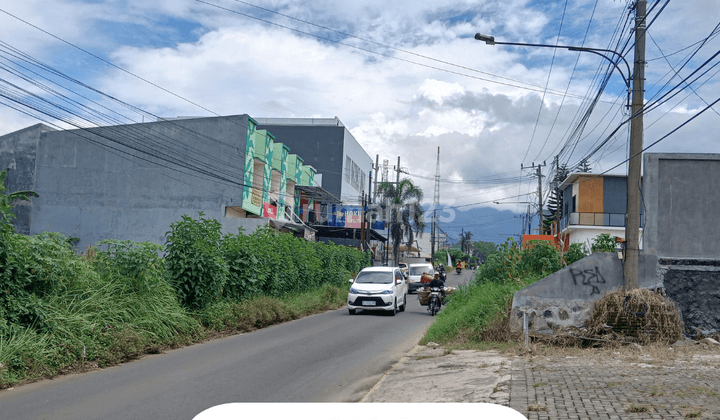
409, 266, 431, 276
355, 271, 393, 284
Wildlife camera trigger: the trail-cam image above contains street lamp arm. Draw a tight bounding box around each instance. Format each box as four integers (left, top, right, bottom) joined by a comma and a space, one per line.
474, 33, 631, 88
567, 47, 631, 88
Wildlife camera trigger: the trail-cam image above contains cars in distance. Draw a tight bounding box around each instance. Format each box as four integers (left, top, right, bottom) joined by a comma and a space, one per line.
348, 266, 407, 315
406, 263, 435, 294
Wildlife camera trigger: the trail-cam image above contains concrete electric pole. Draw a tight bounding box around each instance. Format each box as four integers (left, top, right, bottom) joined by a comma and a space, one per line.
523, 162, 546, 234
624, 0, 646, 290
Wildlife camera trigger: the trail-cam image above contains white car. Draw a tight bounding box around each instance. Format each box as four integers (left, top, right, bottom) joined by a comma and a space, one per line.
407, 263, 435, 293
348, 266, 407, 315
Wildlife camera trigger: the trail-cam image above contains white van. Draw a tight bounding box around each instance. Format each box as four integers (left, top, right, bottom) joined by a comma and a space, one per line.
407, 263, 434, 293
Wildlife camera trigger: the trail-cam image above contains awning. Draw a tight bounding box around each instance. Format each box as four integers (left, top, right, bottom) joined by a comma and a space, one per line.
397, 244, 421, 253
312, 225, 387, 242
294, 185, 341, 203
268, 218, 316, 234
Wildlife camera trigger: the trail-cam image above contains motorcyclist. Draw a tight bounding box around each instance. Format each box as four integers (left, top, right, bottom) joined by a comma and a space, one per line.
436, 263, 447, 282
429, 273, 445, 292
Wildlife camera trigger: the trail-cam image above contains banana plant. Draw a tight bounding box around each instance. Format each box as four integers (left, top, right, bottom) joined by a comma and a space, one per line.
0, 168, 39, 235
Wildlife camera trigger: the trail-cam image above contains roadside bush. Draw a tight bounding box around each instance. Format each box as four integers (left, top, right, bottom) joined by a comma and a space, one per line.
165, 213, 228, 310
475, 238, 523, 283
564, 243, 588, 265
476, 238, 593, 284
222, 227, 366, 302
94, 239, 165, 295
518, 241, 563, 275
591, 233, 618, 253
222, 230, 262, 301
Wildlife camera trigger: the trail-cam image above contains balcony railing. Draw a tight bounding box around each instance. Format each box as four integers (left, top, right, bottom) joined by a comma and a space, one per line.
559, 212, 644, 231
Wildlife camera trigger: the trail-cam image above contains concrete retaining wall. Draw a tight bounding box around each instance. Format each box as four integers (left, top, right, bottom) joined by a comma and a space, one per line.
510, 252, 661, 334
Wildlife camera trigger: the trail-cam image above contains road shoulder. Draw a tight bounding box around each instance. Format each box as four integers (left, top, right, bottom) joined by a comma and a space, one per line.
361, 344, 512, 403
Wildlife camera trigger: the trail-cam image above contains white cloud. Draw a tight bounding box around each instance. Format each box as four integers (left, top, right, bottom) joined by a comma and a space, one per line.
415, 79, 465, 105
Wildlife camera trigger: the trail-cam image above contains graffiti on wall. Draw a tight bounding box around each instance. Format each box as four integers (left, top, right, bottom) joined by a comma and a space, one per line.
569, 266, 607, 295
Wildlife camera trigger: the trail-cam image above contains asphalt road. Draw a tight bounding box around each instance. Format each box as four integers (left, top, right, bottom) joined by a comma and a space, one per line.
0, 269, 475, 420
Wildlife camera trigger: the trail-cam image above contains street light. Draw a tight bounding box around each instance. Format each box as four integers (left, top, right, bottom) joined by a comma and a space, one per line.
476, 2, 646, 290
474, 33, 632, 105
493, 201, 536, 205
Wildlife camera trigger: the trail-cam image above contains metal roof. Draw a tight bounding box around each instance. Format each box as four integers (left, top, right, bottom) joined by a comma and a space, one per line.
294, 185, 341, 203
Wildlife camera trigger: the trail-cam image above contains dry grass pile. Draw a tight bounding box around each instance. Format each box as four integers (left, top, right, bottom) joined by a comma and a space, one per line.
585, 288, 683, 345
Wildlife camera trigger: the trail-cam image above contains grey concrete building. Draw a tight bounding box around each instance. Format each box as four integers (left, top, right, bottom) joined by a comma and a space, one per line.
255, 117, 373, 204
0, 115, 319, 251
641, 153, 720, 335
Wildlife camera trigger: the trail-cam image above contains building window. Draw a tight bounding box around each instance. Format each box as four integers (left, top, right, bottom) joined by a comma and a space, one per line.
345, 156, 352, 183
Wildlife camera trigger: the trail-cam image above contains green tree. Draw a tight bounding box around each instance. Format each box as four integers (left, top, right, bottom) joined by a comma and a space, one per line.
378, 178, 425, 265
471, 240, 498, 262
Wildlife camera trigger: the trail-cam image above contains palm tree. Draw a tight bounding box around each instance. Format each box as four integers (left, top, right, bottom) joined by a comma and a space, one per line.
378, 178, 425, 265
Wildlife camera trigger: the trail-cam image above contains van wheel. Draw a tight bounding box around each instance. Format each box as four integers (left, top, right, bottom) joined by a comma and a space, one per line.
348, 308, 356, 315
391, 300, 397, 316
400, 294, 407, 312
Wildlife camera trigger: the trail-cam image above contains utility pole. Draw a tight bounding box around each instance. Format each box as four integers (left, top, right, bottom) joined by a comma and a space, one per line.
373, 154, 379, 204
360, 192, 366, 250
381, 159, 389, 265
522, 162, 546, 234
624, 0, 646, 290
537, 164, 544, 233
395, 156, 401, 184
431, 147, 440, 265
392, 156, 401, 265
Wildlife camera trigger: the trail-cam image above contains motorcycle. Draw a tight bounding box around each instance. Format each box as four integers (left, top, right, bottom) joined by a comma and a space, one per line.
428, 286, 444, 316
456, 267, 462, 275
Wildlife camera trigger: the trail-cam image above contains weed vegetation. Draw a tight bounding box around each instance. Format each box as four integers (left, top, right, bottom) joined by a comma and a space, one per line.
0, 185, 367, 389
422, 233, 689, 355
422, 238, 579, 348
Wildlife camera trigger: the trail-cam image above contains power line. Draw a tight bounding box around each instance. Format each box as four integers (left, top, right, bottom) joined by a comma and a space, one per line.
521, 0, 569, 165
193, 0, 611, 102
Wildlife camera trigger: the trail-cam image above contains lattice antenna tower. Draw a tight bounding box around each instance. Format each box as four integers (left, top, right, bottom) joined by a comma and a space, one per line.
432, 147, 441, 257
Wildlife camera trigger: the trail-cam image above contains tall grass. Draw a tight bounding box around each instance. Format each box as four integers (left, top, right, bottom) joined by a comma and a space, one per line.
421, 276, 541, 347
421, 239, 576, 348
199, 283, 350, 333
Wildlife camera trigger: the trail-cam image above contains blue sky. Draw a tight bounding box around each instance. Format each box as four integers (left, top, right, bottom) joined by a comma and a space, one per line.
1, 0, 719, 242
